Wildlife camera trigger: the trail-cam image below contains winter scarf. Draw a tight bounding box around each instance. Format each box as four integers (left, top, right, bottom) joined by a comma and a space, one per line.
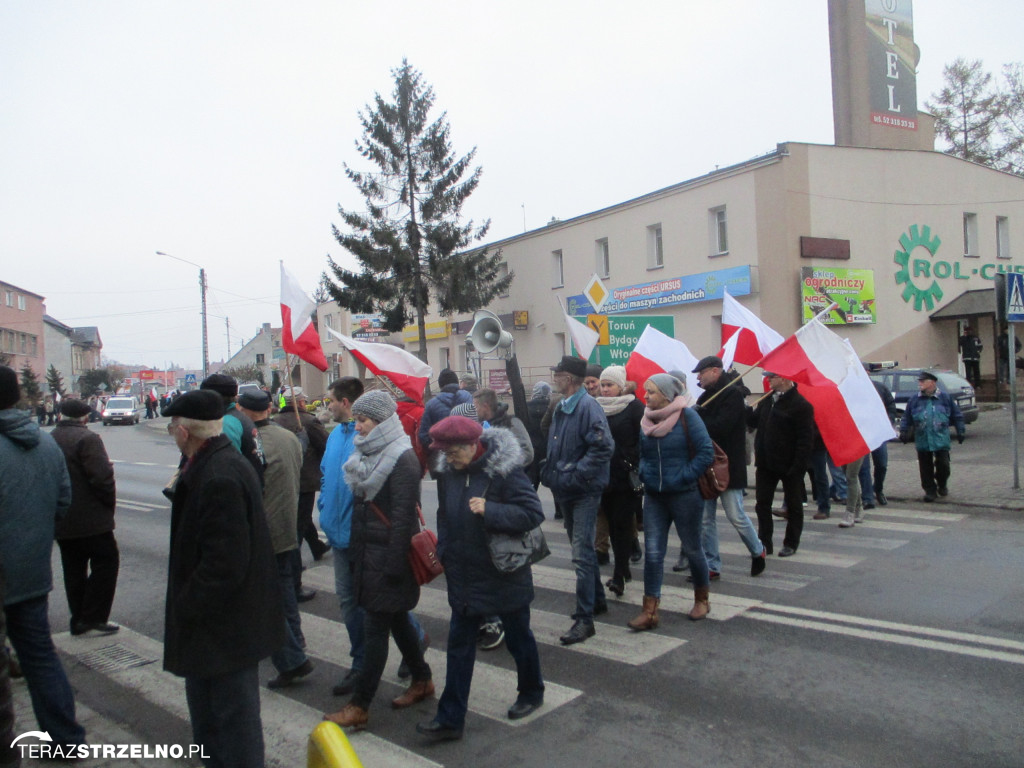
641, 395, 687, 438
343, 413, 412, 501
596, 394, 635, 417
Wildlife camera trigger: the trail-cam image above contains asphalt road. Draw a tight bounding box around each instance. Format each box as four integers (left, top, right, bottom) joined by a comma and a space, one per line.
20, 417, 1024, 768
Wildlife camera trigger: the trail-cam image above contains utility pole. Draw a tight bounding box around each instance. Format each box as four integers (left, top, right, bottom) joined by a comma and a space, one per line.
225, 316, 231, 359
158, 251, 209, 381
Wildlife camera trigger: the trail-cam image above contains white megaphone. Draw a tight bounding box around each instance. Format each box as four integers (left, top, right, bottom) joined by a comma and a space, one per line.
468, 309, 513, 355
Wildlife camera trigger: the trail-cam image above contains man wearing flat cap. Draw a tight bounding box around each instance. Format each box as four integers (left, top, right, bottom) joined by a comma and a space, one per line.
51, 398, 121, 636
163, 389, 284, 767
541, 356, 613, 645
900, 370, 965, 502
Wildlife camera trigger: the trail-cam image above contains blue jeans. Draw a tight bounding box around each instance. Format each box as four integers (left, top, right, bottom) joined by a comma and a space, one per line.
643, 488, 708, 596
827, 454, 847, 499
560, 495, 606, 621
185, 666, 264, 768
700, 489, 764, 572
333, 547, 365, 672
436, 605, 544, 729
271, 552, 308, 674
858, 443, 889, 504
4, 596, 85, 746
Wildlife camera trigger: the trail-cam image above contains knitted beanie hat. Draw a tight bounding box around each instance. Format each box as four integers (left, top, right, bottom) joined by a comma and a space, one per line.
599, 365, 627, 391
351, 390, 396, 423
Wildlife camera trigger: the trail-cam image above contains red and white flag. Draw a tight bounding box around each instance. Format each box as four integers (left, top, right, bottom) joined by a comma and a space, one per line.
624, 326, 702, 404
327, 327, 433, 404
564, 312, 600, 361
718, 290, 785, 368
757, 316, 896, 466
280, 263, 328, 372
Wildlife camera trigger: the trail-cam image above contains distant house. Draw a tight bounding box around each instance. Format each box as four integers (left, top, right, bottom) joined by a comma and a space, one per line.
0, 280, 46, 380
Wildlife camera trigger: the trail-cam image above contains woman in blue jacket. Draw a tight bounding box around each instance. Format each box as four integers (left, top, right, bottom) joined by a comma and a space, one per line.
416, 415, 546, 742
628, 374, 715, 630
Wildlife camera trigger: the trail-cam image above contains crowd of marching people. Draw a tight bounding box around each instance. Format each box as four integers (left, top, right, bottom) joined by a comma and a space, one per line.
0, 345, 965, 766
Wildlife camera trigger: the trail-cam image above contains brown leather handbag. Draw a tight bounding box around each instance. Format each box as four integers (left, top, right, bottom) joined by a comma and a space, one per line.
369, 502, 443, 585
680, 412, 730, 500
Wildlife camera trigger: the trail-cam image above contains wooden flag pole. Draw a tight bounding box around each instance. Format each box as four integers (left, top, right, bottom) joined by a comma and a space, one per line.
283, 353, 305, 431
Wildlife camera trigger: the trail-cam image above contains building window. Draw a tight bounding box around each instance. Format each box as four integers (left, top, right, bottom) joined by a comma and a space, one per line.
497, 262, 510, 297
4, 292, 11, 307
647, 225, 664, 269
963, 212, 979, 257
17, 295, 25, 310
595, 238, 610, 278
552, 250, 564, 288
997, 216, 1010, 259
439, 347, 450, 371
256, 353, 265, 365
709, 206, 728, 256
19, 333, 27, 353
29, 335, 37, 356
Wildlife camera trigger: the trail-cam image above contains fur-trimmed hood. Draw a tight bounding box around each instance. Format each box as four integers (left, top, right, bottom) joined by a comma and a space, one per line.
432, 426, 524, 478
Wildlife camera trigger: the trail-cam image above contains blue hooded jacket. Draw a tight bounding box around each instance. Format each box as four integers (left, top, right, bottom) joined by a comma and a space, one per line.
318, 420, 357, 548
0, 408, 71, 604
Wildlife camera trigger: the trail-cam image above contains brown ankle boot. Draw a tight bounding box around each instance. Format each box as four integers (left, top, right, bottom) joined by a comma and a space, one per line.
689, 586, 710, 621
323, 703, 368, 729
391, 679, 435, 709
627, 595, 660, 631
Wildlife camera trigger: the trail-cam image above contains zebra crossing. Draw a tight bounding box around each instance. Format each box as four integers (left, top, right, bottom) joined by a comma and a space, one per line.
15, 499, 973, 767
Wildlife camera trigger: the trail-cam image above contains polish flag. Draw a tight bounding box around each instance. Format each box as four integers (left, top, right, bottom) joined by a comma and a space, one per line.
718, 290, 785, 368
327, 327, 432, 404
757, 317, 896, 466
280, 263, 328, 371
625, 326, 702, 404
565, 313, 600, 361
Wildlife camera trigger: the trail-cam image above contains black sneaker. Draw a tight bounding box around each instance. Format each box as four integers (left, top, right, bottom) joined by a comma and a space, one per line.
630, 538, 643, 563
332, 668, 361, 697
596, 551, 610, 565
559, 620, 595, 645
477, 621, 504, 651
937, 486, 948, 497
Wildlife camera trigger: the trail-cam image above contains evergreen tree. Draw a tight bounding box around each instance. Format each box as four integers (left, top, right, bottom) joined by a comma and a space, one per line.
325, 59, 512, 361
927, 58, 1005, 167
996, 63, 1024, 175
46, 364, 66, 397
19, 363, 42, 405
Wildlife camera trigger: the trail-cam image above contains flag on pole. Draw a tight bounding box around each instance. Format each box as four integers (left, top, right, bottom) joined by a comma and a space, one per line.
326, 327, 433, 404
564, 313, 600, 361
757, 316, 897, 466
280, 263, 328, 372
624, 326, 702, 404
718, 290, 785, 367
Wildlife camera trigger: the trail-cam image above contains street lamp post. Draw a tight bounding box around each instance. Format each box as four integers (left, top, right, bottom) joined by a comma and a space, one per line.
156, 251, 209, 381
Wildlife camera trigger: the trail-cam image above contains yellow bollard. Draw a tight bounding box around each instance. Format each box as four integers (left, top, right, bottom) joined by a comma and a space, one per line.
307, 721, 364, 768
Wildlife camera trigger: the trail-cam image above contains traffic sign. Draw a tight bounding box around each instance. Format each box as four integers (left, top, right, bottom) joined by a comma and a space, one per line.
572, 315, 675, 366
1008, 273, 1024, 322
184, 373, 197, 384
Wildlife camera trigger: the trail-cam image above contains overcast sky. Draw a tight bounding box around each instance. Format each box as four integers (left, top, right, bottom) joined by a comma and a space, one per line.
2, 0, 1020, 370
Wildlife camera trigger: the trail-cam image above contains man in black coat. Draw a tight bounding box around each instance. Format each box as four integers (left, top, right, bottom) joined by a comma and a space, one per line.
747, 373, 815, 558
51, 398, 120, 636
163, 390, 284, 768
693, 357, 767, 578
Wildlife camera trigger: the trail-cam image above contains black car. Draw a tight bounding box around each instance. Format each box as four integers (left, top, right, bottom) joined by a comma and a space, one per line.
868, 368, 979, 426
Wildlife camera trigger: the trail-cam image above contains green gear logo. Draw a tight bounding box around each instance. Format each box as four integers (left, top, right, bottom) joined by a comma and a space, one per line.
894, 224, 944, 311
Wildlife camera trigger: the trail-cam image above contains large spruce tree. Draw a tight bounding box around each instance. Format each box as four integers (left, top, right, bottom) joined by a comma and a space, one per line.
927, 58, 1007, 168
325, 59, 512, 361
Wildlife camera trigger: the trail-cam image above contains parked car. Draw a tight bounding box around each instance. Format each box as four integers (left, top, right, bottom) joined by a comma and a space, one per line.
237, 382, 262, 398
868, 368, 979, 426
102, 396, 141, 426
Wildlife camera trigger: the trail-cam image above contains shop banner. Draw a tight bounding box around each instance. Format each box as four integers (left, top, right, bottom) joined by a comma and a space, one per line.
801, 267, 876, 324
566, 265, 752, 316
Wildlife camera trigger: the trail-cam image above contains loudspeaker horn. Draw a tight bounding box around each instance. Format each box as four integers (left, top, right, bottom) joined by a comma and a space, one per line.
468, 309, 513, 354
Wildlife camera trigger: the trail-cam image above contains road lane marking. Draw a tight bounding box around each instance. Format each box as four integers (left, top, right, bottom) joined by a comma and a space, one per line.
744, 611, 1024, 665
748, 603, 1024, 651
299, 613, 581, 726
54, 627, 442, 768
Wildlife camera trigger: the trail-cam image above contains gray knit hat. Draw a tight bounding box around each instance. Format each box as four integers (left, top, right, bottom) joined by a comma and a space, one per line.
600, 365, 627, 391
647, 373, 684, 401
351, 390, 396, 423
